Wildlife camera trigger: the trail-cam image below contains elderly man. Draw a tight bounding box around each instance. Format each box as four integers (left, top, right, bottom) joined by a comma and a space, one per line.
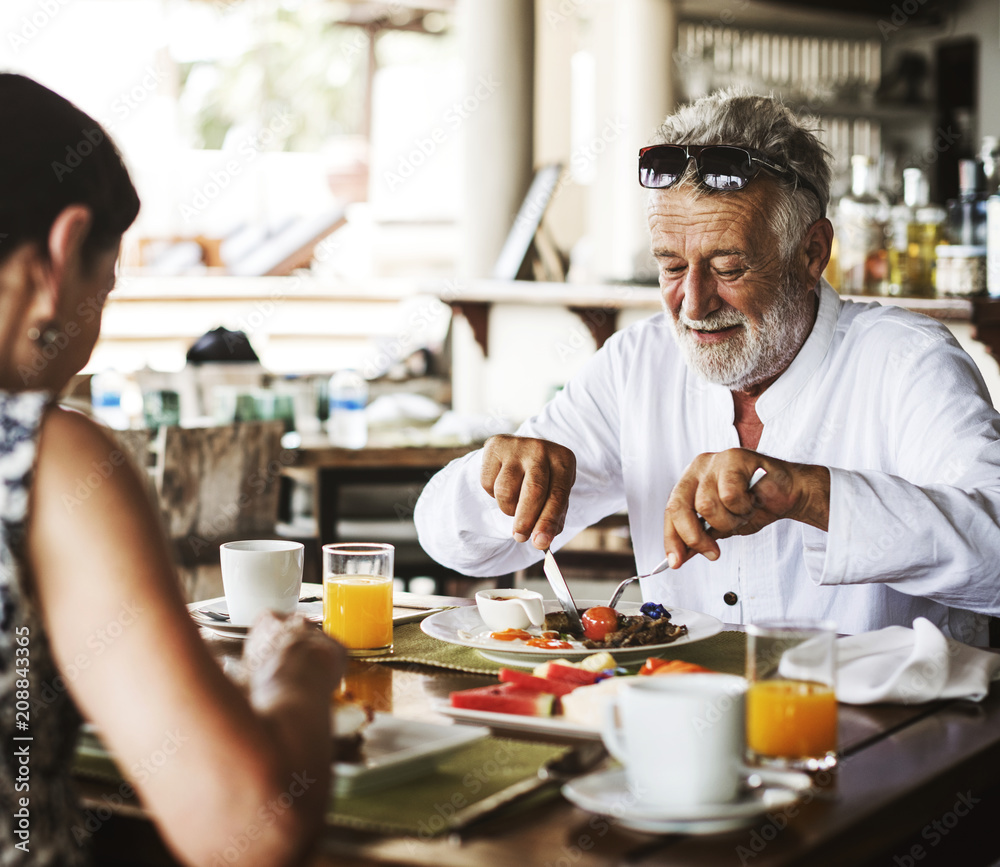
414, 90, 1000, 644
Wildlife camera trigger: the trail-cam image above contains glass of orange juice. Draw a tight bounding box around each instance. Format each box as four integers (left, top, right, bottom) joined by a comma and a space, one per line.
322, 543, 394, 657
746, 620, 837, 771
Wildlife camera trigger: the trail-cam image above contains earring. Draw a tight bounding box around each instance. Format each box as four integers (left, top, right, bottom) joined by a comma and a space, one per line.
28, 324, 60, 348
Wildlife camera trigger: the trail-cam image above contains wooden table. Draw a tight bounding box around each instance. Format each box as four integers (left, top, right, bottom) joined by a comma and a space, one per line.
82, 602, 1000, 867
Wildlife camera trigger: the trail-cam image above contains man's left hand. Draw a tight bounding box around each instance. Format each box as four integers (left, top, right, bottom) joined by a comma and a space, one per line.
662, 448, 830, 569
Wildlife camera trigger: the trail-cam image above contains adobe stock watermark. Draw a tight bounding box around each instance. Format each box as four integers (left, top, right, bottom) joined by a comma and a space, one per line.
7, 0, 74, 54
46, 64, 166, 183
382, 75, 501, 194
209, 771, 317, 865
892, 791, 981, 866
340, 0, 404, 60
408, 740, 518, 841
232, 273, 306, 339
19, 276, 118, 386
50, 128, 106, 183
877, 0, 934, 40
71, 727, 189, 845
179, 110, 295, 222
31, 601, 144, 717
61, 447, 130, 512
543, 782, 648, 867
105, 64, 167, 130
736, 765, 837, 865
180, 449, 297, 560
513, 115, 626, 230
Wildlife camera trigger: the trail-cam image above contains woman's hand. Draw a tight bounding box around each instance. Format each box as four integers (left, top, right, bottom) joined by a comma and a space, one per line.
244, 613, 346, 709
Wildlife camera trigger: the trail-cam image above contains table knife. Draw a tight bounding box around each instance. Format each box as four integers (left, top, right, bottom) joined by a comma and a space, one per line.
542, 549, 585, 635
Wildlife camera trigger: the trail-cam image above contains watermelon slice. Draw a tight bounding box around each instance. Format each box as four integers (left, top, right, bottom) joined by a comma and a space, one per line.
533, 661, 602, 686
449, 683, 556, 717
498, 668, 579, 696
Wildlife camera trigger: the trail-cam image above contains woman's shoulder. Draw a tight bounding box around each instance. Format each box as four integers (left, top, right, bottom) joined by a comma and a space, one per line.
39, 404, 132, 463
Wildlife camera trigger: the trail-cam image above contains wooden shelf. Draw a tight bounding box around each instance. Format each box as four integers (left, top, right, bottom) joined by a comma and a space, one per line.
433, 278, 973, 356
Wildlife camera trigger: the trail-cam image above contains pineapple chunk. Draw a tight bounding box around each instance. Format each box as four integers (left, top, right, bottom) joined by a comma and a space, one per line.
579, 651, 616, 672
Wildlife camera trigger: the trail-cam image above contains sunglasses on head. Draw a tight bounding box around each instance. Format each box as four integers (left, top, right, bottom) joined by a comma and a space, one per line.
638, 144, 825, 217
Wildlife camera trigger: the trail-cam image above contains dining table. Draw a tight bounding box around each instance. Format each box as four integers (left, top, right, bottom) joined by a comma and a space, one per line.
76, 592, 1000, 867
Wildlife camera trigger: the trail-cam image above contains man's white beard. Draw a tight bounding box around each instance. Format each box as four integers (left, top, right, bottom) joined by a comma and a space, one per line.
667, 284, 815, 391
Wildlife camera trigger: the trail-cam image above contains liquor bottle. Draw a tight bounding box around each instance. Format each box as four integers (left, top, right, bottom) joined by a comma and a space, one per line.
985, 137, 1000, 297
836, 155, 889, 295
888, 168, 942, 298
945, 159, 988, 247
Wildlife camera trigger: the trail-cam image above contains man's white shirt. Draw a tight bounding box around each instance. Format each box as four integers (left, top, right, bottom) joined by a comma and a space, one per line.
415, 281, 1000, 645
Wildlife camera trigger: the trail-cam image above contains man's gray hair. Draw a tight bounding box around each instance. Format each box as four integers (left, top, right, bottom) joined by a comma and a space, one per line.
651, 89, 832, 264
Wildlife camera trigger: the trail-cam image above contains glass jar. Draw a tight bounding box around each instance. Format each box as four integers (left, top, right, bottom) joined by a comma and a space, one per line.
934, 245, 987, 297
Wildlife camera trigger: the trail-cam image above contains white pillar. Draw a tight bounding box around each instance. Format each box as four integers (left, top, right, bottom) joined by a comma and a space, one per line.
453, 0, 535, 417
458, 0, 536, 279
589, 0, 676, 283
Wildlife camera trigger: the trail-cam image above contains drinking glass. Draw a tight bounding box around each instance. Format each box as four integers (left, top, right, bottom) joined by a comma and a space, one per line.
746, 620, 837, 771
322, 543, 394, 657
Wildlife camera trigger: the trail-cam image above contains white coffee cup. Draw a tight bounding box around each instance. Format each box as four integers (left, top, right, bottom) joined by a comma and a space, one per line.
220, 540, 304, 627
602, 674, 748, 810
475, 589, 545, 630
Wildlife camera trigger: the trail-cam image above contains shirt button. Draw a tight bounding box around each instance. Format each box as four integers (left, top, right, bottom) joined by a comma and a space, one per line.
723, 592, 738, 606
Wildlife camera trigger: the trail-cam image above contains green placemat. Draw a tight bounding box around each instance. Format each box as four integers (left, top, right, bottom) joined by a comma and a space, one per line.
328, 737, 567, 836
73, 734, 567, 837
378, 622, 747, 676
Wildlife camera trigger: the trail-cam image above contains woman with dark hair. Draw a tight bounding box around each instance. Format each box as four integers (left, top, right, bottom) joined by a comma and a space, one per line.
0, 74, 345, 866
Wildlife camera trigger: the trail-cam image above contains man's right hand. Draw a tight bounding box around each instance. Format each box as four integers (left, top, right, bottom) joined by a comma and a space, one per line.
480, 434, 576, 550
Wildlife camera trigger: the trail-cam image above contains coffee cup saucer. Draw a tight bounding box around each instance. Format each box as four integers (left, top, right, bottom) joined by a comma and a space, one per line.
561, 766, 812, 835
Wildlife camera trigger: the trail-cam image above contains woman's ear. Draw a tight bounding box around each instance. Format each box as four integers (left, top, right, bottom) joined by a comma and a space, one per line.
46, 204, 93, 292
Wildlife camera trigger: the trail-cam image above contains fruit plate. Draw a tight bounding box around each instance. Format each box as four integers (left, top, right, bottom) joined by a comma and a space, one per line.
437, 704, 603, 740
420, 599, 723, 668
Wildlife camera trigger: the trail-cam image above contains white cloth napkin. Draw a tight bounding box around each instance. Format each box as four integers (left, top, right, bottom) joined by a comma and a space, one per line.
832, 618, 1000, 705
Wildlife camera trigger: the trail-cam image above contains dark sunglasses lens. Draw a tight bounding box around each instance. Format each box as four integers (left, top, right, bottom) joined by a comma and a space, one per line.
699, 147, 753, 190
639, 147, 688, 188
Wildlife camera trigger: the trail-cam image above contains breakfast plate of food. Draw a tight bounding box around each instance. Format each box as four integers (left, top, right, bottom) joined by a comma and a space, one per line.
440, 653, 722, 738
420, 599, 723, 668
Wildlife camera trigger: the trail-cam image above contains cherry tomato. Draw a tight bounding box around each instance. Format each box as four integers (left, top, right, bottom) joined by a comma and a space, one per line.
489, 628, 532, 641
525, 638, 572, 649
581, 606, 620, 642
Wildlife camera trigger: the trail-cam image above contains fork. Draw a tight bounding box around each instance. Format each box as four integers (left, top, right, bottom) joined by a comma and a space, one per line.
606, 557, 672, 609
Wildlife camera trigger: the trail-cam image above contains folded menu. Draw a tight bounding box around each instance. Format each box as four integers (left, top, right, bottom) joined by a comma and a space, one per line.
831, 617, 1000, 705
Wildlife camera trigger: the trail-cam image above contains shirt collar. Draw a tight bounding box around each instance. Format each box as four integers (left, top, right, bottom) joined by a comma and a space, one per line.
754, 278, 841, 422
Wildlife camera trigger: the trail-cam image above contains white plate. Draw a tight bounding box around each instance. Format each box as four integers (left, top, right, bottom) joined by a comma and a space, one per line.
437, 703, 603, 740
420, 599, 723, 668
335, 714, 489, 797
562, 766, 812, 834
188, 584, 446, 639
188, 582, 324, 638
